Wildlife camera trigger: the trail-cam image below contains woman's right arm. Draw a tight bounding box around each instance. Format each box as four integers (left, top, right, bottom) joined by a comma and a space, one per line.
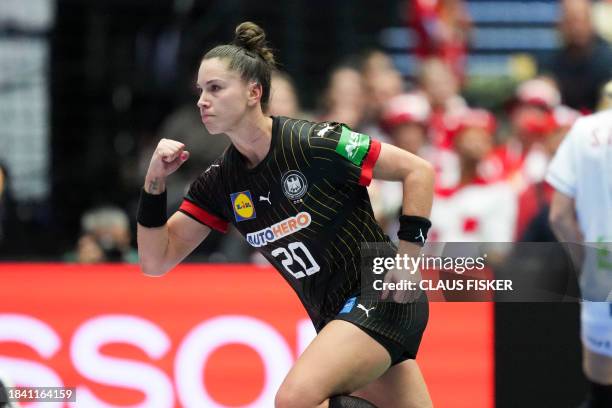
137, 139, 211, 276
138, 211, 210, 276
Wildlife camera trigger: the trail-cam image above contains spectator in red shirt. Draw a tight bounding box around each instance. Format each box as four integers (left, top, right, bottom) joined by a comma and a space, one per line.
410, 0, 472, 81
482, 77, 560, 193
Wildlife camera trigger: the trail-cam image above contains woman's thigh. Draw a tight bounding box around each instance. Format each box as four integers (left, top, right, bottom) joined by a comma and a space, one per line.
275, 319, 391, 407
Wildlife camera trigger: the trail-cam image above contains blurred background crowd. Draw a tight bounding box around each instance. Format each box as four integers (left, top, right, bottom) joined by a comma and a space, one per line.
1, 0, 611, 263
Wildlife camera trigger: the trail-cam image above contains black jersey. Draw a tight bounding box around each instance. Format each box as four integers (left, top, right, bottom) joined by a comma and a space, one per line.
179, 116, 395, 329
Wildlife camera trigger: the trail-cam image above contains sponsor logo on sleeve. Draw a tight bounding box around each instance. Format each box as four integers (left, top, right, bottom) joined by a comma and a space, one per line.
230, 190, 256, 222
335, 126, 370, 166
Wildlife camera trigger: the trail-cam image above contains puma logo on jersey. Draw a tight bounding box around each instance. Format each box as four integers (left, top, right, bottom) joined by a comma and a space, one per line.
357, 304, 376, 318
317, 123, 334, 137
259, 191, 271, 204
204, 164, 220, 173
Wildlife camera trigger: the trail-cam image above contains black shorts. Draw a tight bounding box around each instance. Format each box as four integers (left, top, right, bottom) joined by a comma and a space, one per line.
330, 292, 429, 366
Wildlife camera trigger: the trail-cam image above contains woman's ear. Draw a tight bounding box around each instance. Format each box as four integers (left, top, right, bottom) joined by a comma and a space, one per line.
247, 82, 263, 107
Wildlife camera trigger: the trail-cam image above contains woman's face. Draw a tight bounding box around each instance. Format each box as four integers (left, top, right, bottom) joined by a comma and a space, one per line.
196, 57, 253, 134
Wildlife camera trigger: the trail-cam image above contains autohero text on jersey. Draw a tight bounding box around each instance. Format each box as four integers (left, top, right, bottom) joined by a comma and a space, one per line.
246, 212, 312, 247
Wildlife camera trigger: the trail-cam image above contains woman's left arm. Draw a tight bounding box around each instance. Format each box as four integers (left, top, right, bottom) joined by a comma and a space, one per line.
372, 142, 436, 302
373, 142, 435, 218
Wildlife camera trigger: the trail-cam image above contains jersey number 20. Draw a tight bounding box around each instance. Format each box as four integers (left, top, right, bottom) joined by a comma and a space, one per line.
271, 242, 320, 279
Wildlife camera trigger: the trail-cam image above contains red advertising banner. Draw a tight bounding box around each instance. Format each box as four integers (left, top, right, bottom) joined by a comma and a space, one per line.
0, 264, 493, 407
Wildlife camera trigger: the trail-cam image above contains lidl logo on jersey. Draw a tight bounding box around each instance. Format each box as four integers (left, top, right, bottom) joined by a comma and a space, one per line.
230, 190, 256, 222
336, 126, 370, 166
246, 212, 311, 247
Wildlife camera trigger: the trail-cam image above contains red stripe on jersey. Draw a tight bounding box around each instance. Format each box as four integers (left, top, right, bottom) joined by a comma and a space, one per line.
359, 139, 382, 186
179, 200, 228, 233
